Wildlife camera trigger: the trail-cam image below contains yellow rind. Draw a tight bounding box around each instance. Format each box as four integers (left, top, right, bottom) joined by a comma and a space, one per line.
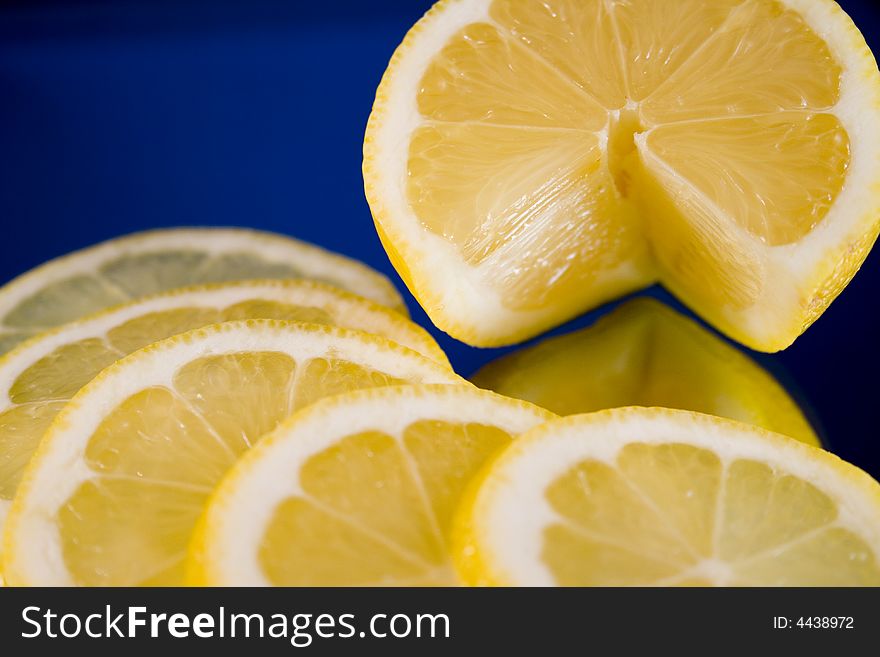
471, 297, 819, 445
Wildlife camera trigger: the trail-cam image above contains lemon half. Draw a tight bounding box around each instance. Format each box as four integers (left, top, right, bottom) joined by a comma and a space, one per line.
365, 0, 880, 350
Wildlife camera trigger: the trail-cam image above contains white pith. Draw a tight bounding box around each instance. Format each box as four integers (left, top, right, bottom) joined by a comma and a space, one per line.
2, 321, 462, 586
200, 384, 553, 586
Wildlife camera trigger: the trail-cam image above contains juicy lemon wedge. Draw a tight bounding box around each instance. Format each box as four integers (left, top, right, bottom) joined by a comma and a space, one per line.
0, 279, 448, 547
2, 321, 462, 586
364, 0, 880, 350
188, 385, 553, 586
454, 407, 880, 586
472, 297, 818, 445
0, 227, 406, 355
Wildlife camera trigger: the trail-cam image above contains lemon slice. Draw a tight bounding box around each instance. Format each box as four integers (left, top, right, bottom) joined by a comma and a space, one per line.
364, 0, 880, 350
3, 320, 462, 586
0, 227, 406, 355
0, 280, 448, 546
473, 297, 817, 445
188, 384, 553, 586
454, 408, 880, 586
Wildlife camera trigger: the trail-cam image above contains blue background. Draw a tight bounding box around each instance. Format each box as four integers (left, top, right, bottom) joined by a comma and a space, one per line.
1, 0, 878, 478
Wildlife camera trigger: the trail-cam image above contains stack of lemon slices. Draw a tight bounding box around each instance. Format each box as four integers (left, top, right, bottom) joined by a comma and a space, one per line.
0, 228, 464, 585
3, 0, 880, 587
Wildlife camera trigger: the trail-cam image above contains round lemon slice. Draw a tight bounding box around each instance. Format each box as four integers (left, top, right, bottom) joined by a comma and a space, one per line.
0, 279, 448, 547
3, 320, 462, 586
455, 408, 880, 586
364, 0, 880, 350
472, 297, 818, 445
0, 227, 406, 355
188, 384, 553, 586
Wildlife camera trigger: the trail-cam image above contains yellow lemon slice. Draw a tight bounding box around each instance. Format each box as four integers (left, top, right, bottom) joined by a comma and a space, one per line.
454, 408, 880, 586
3, 320, 462, 586
472, 297, 817, 445
0, 227, 406, 355
0, 279, 448, 548
188, 384, 553, 586
364, 0, 880, 350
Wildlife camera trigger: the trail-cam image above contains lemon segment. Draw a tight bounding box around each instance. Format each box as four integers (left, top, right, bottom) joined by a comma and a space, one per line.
416, 18, 608, 129
188, 385, 553, 586
2, 321, 462, 586
639, 0, 842, 123
489, 0, 627, 110
472, 298, 818, 446
0, 228, 407, 354
642, 115, 850, 247
365, 0, 880, 350
613, 0, 742, 102
453, 408, 880, 586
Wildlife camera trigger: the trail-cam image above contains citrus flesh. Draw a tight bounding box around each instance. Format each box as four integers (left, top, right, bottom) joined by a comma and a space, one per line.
454, 408, 880, 586
0, 228, 406, 355
188, 385, 553, 586
2, 321, 462, 586
0, 280, 448, 544
472, 297, 818, 445
364, 0, 880, 350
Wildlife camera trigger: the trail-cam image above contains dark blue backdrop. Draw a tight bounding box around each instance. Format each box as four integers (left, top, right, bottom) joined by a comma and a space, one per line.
1, 0, 878, 477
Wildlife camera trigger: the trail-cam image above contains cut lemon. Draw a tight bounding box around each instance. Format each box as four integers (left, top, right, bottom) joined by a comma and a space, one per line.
2, 320, 462, 586
188, 384, 553, 586
0, 280, 448, 548
0, 227, 406, 355
472, 297, 817, 445
364, 0, 880, 350
454, 407, 880, 586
